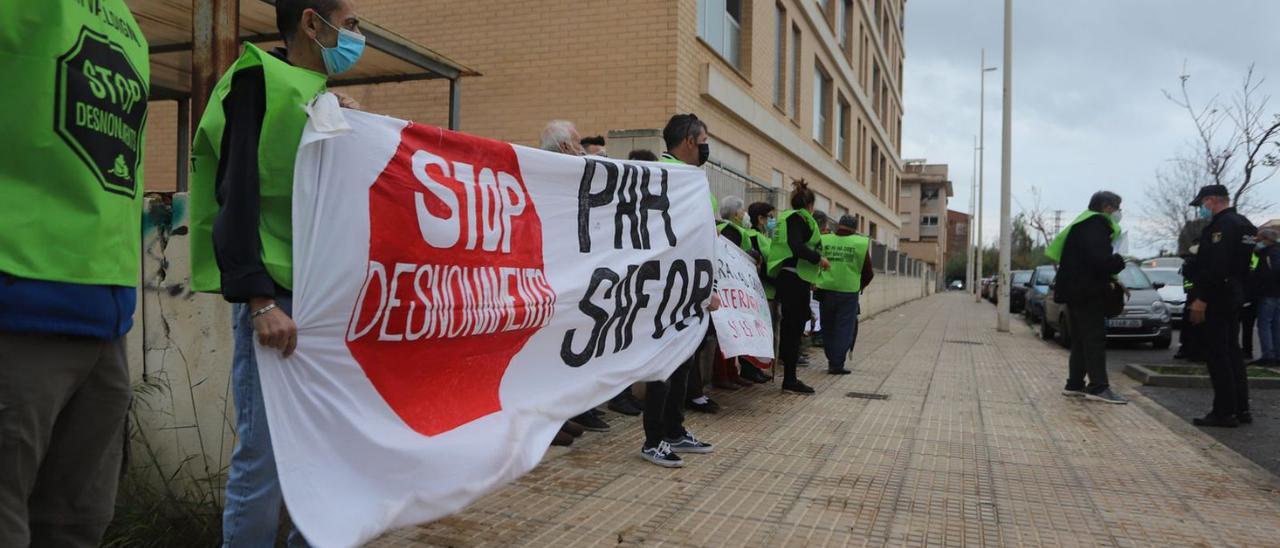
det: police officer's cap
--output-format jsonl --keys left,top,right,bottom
{"left": 1189, "top": 184, "right": 1229, "bottom": 206}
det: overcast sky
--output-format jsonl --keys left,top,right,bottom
{"left": 902, "top": 0, "right": 1280, "bottom": 256}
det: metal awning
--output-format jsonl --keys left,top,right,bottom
{"left": 130, "top": 0, "right": 479, "bottom": 100}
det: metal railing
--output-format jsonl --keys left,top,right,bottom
{"left": 703, "top": 160, "right": 780, "bottom": 211}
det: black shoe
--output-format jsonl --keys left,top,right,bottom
{"left": 1192, "top": 414, "right": 1240, "bottom": 428}
{"left": 607, "top": 392, "right": 643, "bottom": 416}
{"left": 561, "top": 421, "right": 584, "bottom": 437}
{"left": 687, "top": 398, "right": 720, "bottom": 414}
{"left": 639, "top": 441, "right": 684, "bottom": 468}
{"left": 1084, "top": 388, "right": 1128, "bottom": 405}
{"left": 551, "top": 430, "right": 575, "bottom": 446}
{"left": 828, "top": 368, "right": 852, "bottom": 375}
{"left": 782, "top": 379, "right": 815, "bottom": 394}
{"left": 569, "top": 412, "right": 610, "bottom": 432}
{"left": 741, "top": 366, "right": 771, "bottom": 384}
{"left": 1238, "top": 412, "right": 1253, "bottom": 424}
{"left": 1247, "top": 358, "right": 1275, "bottom": 367}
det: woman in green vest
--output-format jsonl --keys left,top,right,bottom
{"left": 816, "top": 215, "right": 875, "bottom": 375}
{"left": 768, "top": 180, "right": 830, "bottom": 394}
{"left": 187, "top": 1, "right": 365, "bottom": 544}
{"left": 713, "top": 196, "right": 772, "bottom": 385}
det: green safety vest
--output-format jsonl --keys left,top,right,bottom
{"left": 767, "top": 209, "right": 822, "bottom": 283}
{"left": 189, "top": 44, "right": 328, "bottom": 293}
{"left": 751, "top": 228, "right": 776, "bottom": 299}
{"left": 716, "top": 220, "right": 756, "bottom": 252}
{"left": 0, "top": 0, "right": 149, "bottom": 286}
{"left": 816, "top": 233, "right": 871, "bottom": 293}
{"left": 1044, "top": 210, "right": 1120, "bottom": 263}
{"left": 660, "top": 153, "right": 718, "bottom": 215}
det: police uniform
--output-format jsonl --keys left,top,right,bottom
{"left": 1188, "top": 185, "right": 1257, "bottom": 425}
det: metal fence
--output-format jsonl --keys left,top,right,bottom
{"left": 703, "top": 160, "right": 780, "bottom": 211}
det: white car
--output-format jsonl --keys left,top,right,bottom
{"left": 1143, "top": 267, "right": 1186, "bottom": 324}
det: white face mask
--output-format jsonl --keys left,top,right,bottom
{"left": 1110, "top": 210, "right": 1123, "bottom": 224}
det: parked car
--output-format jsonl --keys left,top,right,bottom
{"left": 981, "top": 276, "right": 996, "bottom": 302}
{"left": 1041, "top": 263, "right": 1173, "bottom": 349}
{"left": 1142, "top": 267, "right": 1186, "bottom": 325}
{"left": 1140, "top": 256, "right": 1184, "bottom": 270}
{"left": 1008, "top": 270, "right": 1033, "bottom": 313}
{"left": 1023, "top": 265, "right": 1056, "bottom": 324}
{"left": 948, "top": 279, "right": 964, "bottom": 290}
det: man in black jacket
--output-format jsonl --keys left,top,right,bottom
{"left": 1055, "top": 191, "right": 1127, "bottom": 404}
{"left": 1188, "top": 185, "right": 1258, "bottom": 427}
{"left": 1250, "top": 228, "right": 1280, "bottom": 367}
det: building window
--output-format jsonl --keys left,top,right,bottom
{"left": 870, "top": 143, "right": 880, "bottom": 196}
{"left": 791, "top": 24, "right": 801, "bottom": 119}
{"left": 774, "top": 3, "right": 786, "bottom": 107}
{"left": 872, "top": 63, "right": 882, "bottom": 117}
{"left": 812, "top": 64, "right": 831, "bottom": 146}
{"left": 837, "top": 0, "right": 850, "bottom": 53}
{"left": 698, "top": 0, "right": 743, "bottom": 68}
{"left": 921, "top": 215, "right": 939, "bottom": 226}
{"left": 837, "top": 95, "right": 850, "bottom": 164}
{"left": 921, "top": 188, "right": 940, "bottom": 201}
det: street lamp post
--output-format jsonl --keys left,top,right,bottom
{"left": 967, "top": 136, "right": 977, "bottom": 296}
{"left": 996, "top": 0, "right": 1014, "bottom": 332}
{"left": 975, "top": 50, "right": 998, "bottom": 302}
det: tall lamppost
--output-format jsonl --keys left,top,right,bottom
{"left": 975, "top": 50, "right": 998, "bottom": 302}
{"left": 997, "top": 0, "right": 1015, "bottom": 331}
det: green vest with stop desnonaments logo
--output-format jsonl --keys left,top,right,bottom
{"left": 767, "top": 209, "right": 822, "bottom": 284}
{"left": 189, "top": 44, "right": 329, "bottom": 293}
{"left": 1044, "top": 210, "right": 1120, "bottom": 263}
{"left": 0, "top": 0, "right": 149, "bottom": 286}
{"left": 817, "top": 233, "right": 871, "bottom": 293}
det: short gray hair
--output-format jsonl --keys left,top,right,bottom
{"left": 719, "top": 196, "right": 745, "bottom": 221}
{"left": 1260, "top": 228, "right": 1280, "bottom": 241}
{"left": 540, "top": 120, "right": 576, "bottom": 152}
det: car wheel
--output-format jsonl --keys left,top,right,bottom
{"left": 1152, "top": 335, "right": 1172, "bottom": 349}
{"left": 1058, "top": 314, "right": 1072, "bottom": 348}
{"left": 1040, "top": 315, "right": 1055, "bottom": 340}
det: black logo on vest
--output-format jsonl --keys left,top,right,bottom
{"left": 55, "top": 27, "right": 148, "bottom": 198}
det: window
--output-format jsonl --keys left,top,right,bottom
{"left": 869, "top": 222, "right": 878, "bottom": 240}
{"left": 790, "top": 25, "right": 801, "bottom": 119}
{"left": 812, "top": 65, "right": 831, "bottom": 145}
{"left": 921, "top": 188, "right": 940, "bottom": 201}
{"left": 837, "top": 0, "right": 850, "bottom": 52}
{"left": 774, "top": 4, "right": 786, "bottom": 107}
{"left": 870, "top": 143, "right": 880, "bottom": 196}
{"left": 872, "top": 64, "right": 882, "bottom": 117}
{"left": 837, "top": 95, "right": 850, "bottom": 164}
{"left": 698, "top": 0, "right": 743, "bottom": 68}
{"left": 921, "top": 216, "right": 939, "bottom": 226}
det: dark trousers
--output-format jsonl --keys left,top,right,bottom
{"left": 819, "top": 291, "right": 861, "bottom": 371}
{"left": 776, "top": 270, "right": 811, "bottom": 382}
{"left": 685, "top": 331, "right": 709, "bottom": 400}
{"left": 1241, "top": 303, "right": 1256, "bottom": 356}
{"left": 0, "top": 333, "right": 131, "bottom": 548}
{"left": 1205, "top": 301, "right": 1250, "bottom": 417}
{"left": 643, "top": 351, "right": 697, "bottom": 447}
{"left": 1065, "top": 296, "right": 1110, "bottom": 393}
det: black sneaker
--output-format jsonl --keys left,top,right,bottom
{"left": 569, "top": 412, "right": 610, "bottom": 432}
{"left": 1061, "top": 388, "right": 1087, "bottom": 398}
{"left": 639, "top": 441, "right": 684, "bottom": 468}
{"left": 741, "top": 366, "right": 771, "bottom": 384}
{"left": 665, "top": 432, "right": 714, "bottom": 454}
{"left": 1084, "top": 389, "right": 1128, "bottom": 405}
{"left": 782, "top": 379, "right": 815, "bottom": 394}
{"left": 1237, "top": 412, "right": 1254, "bottom": 424}
{"left": 1247, "top": 358, "right": 1275, "bottom": 367}
{"left": 607, "top": 392, "right": 643, "bottom": 416}
{"left": 687, "top": 398, "right": 720, "bottom": 414}
{"left": 828, "top": 368, "right": 852, "bottom": 375}
{"left": 1192, "top": 414, "right": 1240, "bottom": 428}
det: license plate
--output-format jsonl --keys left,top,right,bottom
{"left": 1107, "top": 319, "right": 1141, "bottom": 328}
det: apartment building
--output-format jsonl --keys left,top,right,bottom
{"left": 898, "top": 160, "right": 951, "bottom": 277}
{"left": 945, "top": 209, "right": 970, "bottom": 276}
{"left": 337, "top": 0, "right": 909, "bottom": 244}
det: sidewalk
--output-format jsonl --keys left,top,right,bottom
{"left": 371, "top": 292, "right": 1280, "bottom": 547}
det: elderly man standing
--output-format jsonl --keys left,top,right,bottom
{"left": 816, "top": 215, "right": 875, "bottom": 375}
{"left": 1046, "top": 191, "right": 1127, "bottom": 405}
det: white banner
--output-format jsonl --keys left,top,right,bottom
{"left": 256, "top": 104, "right": 715, "bottom": 547}
{"left": 711, "top": 236, "right": 775, "bottom": 360}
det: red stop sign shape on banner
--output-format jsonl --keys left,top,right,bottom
{"left": 346, "top": 123, "right": 555, "bottom": 436}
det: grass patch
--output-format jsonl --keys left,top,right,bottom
{"left": 1143, "top": 365, "right": 1280, "bottom": 378}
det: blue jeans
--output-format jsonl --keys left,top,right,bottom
{"left": 223, "top": 296, "right": 308, "bottom": 547}
{"left": 1257, "top": 297, "right": 1280, "bottom": 360}
{"left": 819, "top": 292, "right": 861, "bottom": 371}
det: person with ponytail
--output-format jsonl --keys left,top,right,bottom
{"left": 766, "top": 180, "right": 830, "bottom": 394}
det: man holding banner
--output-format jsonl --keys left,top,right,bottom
{"left": 816, "top": 215, "right": 875, "bottom": 375}
{"left": 187, "top": 0, "right": 365, "bottom": 544}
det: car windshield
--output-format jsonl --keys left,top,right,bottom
{"left": 1143, "top": 269, "right": 1182, "bottom": 287}
{"left": 1034, "top": 268, "right": 1056, "bottom": 285}
{"left": 1118, "top": 264, "right": 1154, "bottom": 290}
{"left": 1012, "top": 271, "right": 1032, "bottom": 284}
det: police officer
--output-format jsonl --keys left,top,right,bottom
{"left": 1186, "top": 185, "right": 1258, "bottom": 428}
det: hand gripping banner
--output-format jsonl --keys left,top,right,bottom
{"left": 255, "top": 104, "right": 715, "bottom": 547}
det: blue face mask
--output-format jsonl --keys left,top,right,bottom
{"left": 766, "top": 217, "right": 778, "bottom": 234}
{"left": 1197, "top": 205, "right": 1213, "bottom": 220}
{"left": 314, "top": 16, "right": 365, "bottom": 75}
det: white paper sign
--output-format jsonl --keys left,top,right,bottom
{"left": 711, "top": 235, "right": 775, "bottom": 360}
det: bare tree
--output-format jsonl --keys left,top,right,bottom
{"left": 1163, "top": 63, "right": 1280, "bottom": 210}
{"left": 1015, "top": 186, "right": 1053, "bottom": 247}
{"left": 1140, "top": 155, "right": 1208, "bottom": 251}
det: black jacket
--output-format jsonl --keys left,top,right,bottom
{"left": 1188, "top": 208, "right": 1257, "bottom": 305}
{"left": 1054, "top": 214, "right": 1125, "bottom": 304}
{"left": 1251, "top": 244, "right": 1280, "bottom": 299}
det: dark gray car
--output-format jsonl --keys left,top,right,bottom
{"left": 1041, "top": 263, "right": 1173, "bottom": 349}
